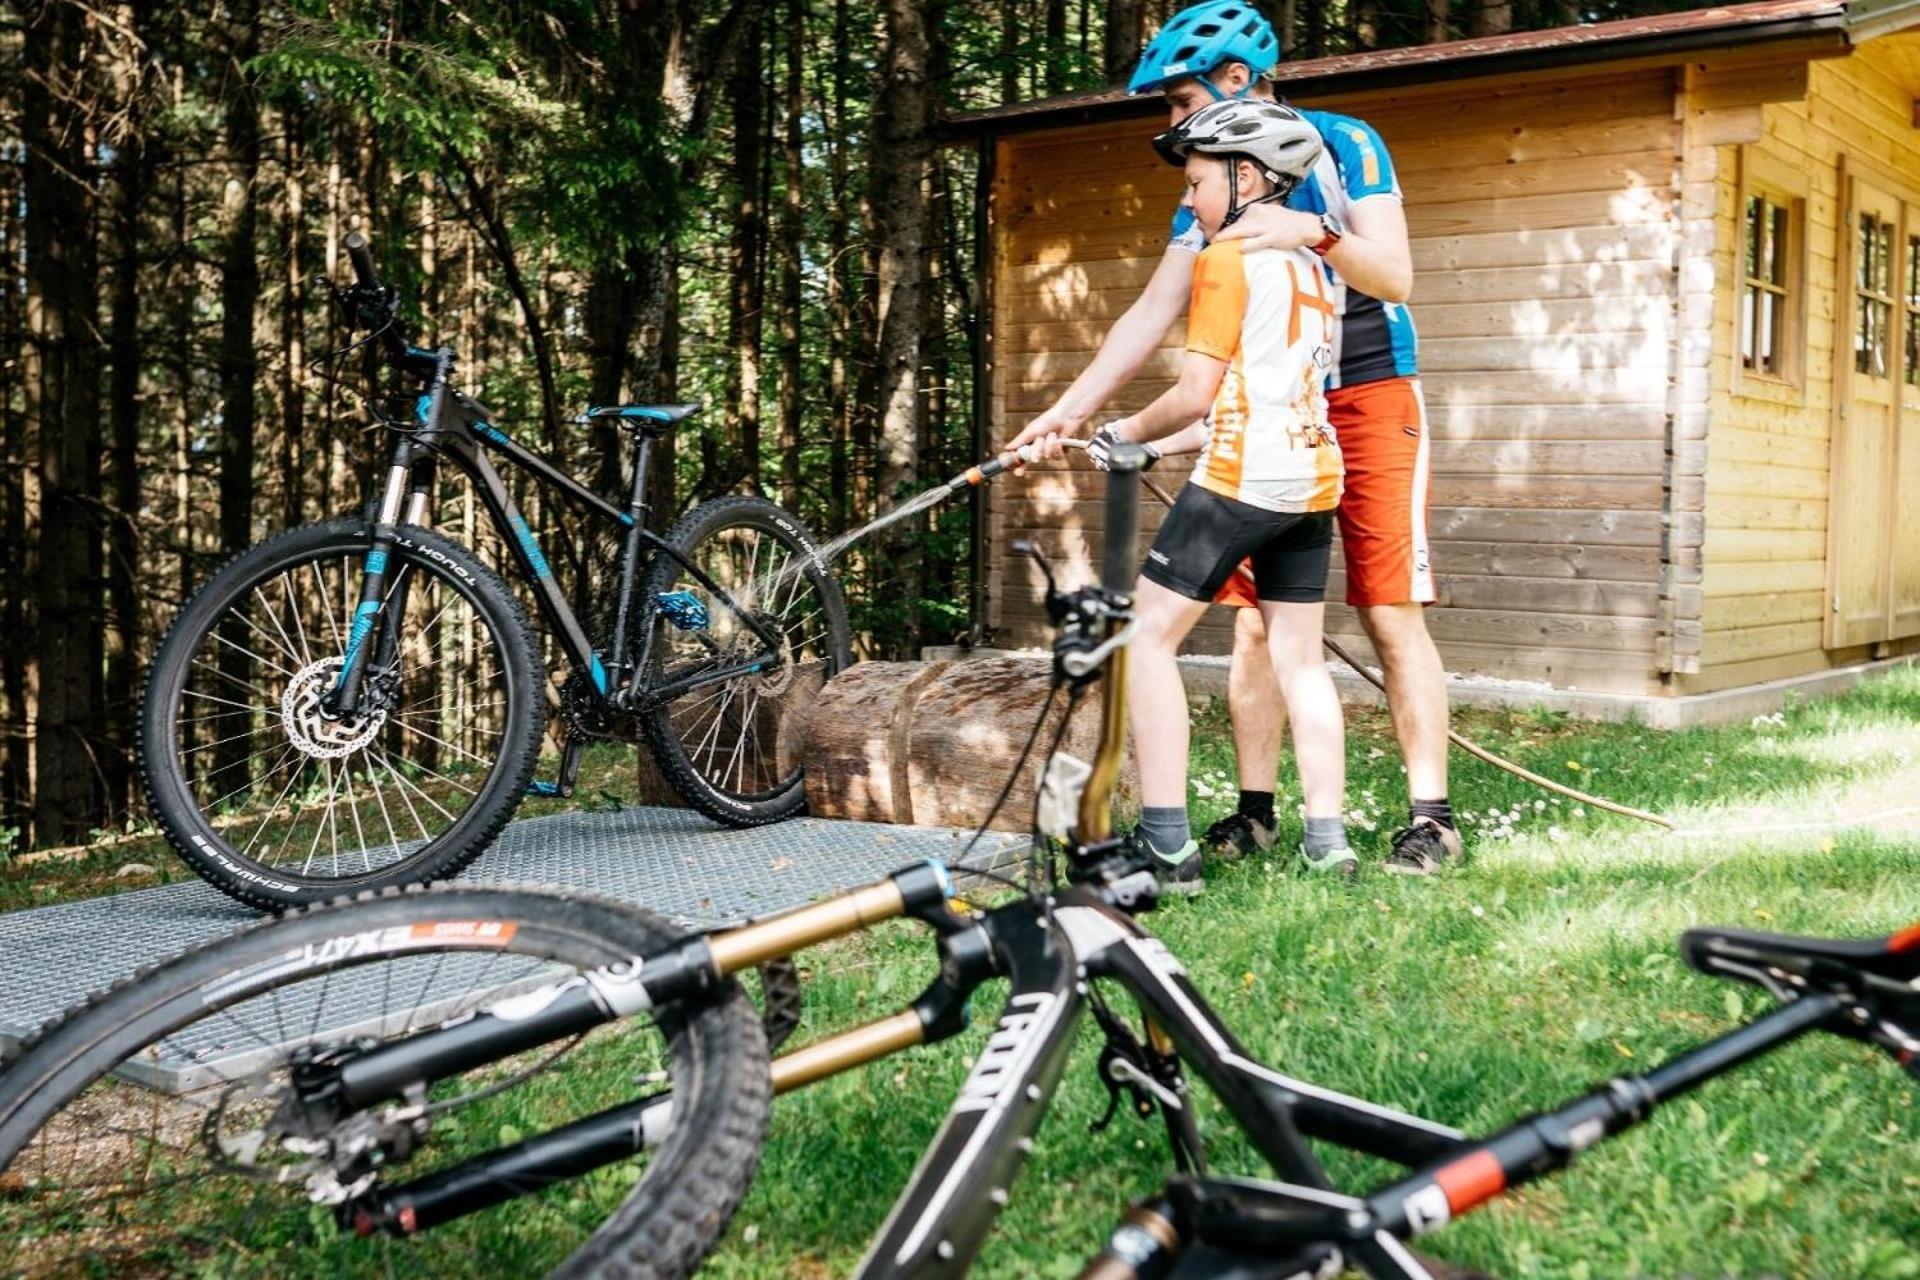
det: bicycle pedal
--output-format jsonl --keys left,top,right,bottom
{"left": 655, "top": 590, "right": 710, "bottom": 632}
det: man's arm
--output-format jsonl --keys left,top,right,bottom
{"left": 1214, "top": 195, "right": 1411, "bottom": 303}
{"left": 1003, "top": 246, "right": 1196, "bottom": 455}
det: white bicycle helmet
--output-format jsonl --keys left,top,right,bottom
{"left": 1153, "top": 99, "right": 1322, "bottom": 228}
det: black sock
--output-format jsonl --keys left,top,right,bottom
{"left": 1237, "top": 789, "right": 1275, "bottom": 827}
{"left": 1410, "top": 797, "right": 1454, "bottom": 830}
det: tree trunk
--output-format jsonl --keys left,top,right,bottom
{"left": 1423, "top": 0, "right": 1449, "bottom": 44}
{"left": 0, "top": 106, "right": 27, "bottom": 829}
{"left": 999, "top": 0, "right": 1021, "bottom": 104}
{"left": 1468, "top": 0, "right": 1512, "bottom": 37}
{"left": 104, "top": 2, "right": 150, "bottom": 828}
{"left": 281, "top": 108, "right": 308, "bottom": 527}
{"left": 824, "top": 0, "right": 853, "bottom": 533}
{"left": 873, "top": 0, "right": 935, "bottom": 649}
{"left": 1104, "top": 0, "right": 1145, "bottom": 80}
{"left": 23, "top": 0, "right": 108, "bottom": 843}
{"left": 1045, "top": 0, "right": 1067, "bottom": 93}
{"left": 215, "top": 0, "right": 263, "bottom": 789}
{"left": 173, "top": 81, "right": 196, "bottom": 607}
{"left": 777, "top": 0, "right": 805, "bottom": 513}
{"left": 719, "top": 0, "right": 769, "bottom": 497}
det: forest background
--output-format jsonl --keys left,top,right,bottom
{"left": 0, "top": 0, "right": 1700, "bottom": 850}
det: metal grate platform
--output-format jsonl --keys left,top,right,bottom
{"left": 0, "top": 806, "right": 1029, "bottom": 1091}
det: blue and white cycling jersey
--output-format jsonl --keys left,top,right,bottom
{"left": 1168, "top": 108, "right": 1417, "bottom": 390}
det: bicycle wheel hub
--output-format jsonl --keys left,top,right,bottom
{"left": 284, "top": 658, "right": 387, "bottom": 758}
{"left": 748, "top": 625, "right": 795, "bottom": 697}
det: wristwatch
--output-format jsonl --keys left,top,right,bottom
{"left": 1310, "top": 212, "right": 1345, "bottom": 257}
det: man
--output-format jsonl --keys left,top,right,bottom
{"left": 1007, "top": 0, "right": 1461, "bottom": 877}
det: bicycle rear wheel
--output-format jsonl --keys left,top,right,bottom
{"left": 641, "top": 496, "right": 851, "bottom": 826}
{"left": 0, "top": 886, "right": 769, "bottom": 1280}
{"left": 139, "top": 518, "right": 545, "bottom": 912}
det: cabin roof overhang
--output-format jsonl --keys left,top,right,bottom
{"left": 939, "top": 0, "right": 1920, "bottom": 140}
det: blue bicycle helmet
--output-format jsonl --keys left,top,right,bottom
{"left": 1127, "top": 1, "right": 1281, "bottom": 97}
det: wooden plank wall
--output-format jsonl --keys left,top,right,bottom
{"left": 1691, "top": 35, "right": 1920, "bottom": 693}
{"left": 988, "top": 69, "right": 1687, "bottom": 694}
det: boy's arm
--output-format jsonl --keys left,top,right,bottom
{"left": 1111, "top": 353, "right": 1227, "bottom": 445}
{"left": 1146, "top": 419, "right": 1211, "bottom": 456}
{"left": 1004, "top": 246, "right": 1197, "bottom": 455}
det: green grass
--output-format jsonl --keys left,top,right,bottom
{"left": 699, "top": 666, "right": 1920, "bottom": 1279}
{"left": 6, "top": 669, "right": 1919, "bottom": 1277}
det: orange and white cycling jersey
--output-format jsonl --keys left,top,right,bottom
{"left": 1183, "top": 239, "right": 1342, "bottom": 514}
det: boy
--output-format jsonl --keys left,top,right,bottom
{"left": 1086, "top": 99, "right": 1354, "bottom": 892}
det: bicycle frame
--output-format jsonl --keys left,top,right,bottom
{"left": 328, "top": 346, "right": 783, "bottom": 718}
{"left": 287, "top": 451, "right": 1904, "bottom": 1277}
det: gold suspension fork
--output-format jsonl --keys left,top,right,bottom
{"left": 1077, "top": 447, "right": 1147, "bottom": 841}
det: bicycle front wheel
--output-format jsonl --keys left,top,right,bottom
{"left": 139, "top": 518, "right": 546, "bottom": 912}
{"left": 0, "top": 886, "right": 770, "bottom": 1280}
{"left": 641, "top": 496, "right": 852, "bottom": 826}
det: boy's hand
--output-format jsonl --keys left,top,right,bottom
{"left": 1005, "top": 401, "right": 1087, "bottom": 458}
{"left": 1215, "top": 204, "right": 1323, "bottom": 253}
{"left": 1086, "top": 422, "right": 1160, "bottom": 472}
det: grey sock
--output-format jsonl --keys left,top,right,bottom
{"left": 1303, "top": 816, "right": 1348, "bottom": 858}
{"left": 1139, "top": 806, "right": 1191, "bottom": 857}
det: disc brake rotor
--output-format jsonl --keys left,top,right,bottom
{"left": 282, "top": 658, "right": 387, "bottom": 759}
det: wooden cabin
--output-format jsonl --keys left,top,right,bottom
{"left": 942, "top": 0, "right": 1920, "bottom": 722}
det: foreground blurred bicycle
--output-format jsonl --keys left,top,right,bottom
{"left": 139, "top": 233, "right": 849, "bottom": 912}
{"left": 5, "top": 449, "right": 1913, "bottom": 1277}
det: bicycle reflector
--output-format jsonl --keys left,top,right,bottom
{"left": 655, "top": 590, "right": 711, "bottom": 632}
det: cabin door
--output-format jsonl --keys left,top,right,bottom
{"left": 1893, "top": 196, "right": 1920, "bottom": 639}
{"left": 1827, "top": 174, "right": 1911, "bottom": 649}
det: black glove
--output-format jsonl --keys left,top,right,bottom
{"left": 1087, "top": 423, "right": 1160, "bottom": 472}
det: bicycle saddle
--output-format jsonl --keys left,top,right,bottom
{"left": 1681, "top": 923, "right": 1920, "bottom": 989}
{"left": 586, "top": 403, "right": 702, "bottom": 428}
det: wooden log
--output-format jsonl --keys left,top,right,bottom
{"left": 788, "top": 660, "right": 951, "bottom": 824}
{"left": 796, "top": 656, "right": 1138, "bottom": 832}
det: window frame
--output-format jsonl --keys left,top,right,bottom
{"left": 1855, "top": 206, "right": 1897, "bottom": 382}
{"left": 1730, "top": 148, "right": 1809, "bottom": 399}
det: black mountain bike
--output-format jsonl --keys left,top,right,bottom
{"left": 138, "top": 233, "right": 851, "bottom": 912}
{"left": 5, "top": 451, "right": 1913, "bottom": 1277}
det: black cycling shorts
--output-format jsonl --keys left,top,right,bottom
{"left": 1139, "top": 483, "right": 1333, "bottom": 604}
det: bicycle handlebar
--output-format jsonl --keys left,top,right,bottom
{"left": 345, "top": 231, "right": 380, "bottom": 290}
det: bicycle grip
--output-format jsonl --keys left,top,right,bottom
{"left": 345, "top": 232, "right": 379, "bottom": 288}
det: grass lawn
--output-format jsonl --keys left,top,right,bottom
{"left": 4, "top": 667, "right": 1917, "bottom": 1277}
{"left": 699, "top": 666, "right": 1920, "bottom": 1280}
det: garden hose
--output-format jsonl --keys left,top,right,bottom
{"left": 985, "top": 438, "right": 1674, "bottom": 831}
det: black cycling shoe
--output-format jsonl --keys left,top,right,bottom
{"left": 1127, "top": 827, "right": 1204, "bottom": 896}
{"left": 1382, "top": 816, "right": 1463, "bottom": 875}
{"left": 1202, "top": 811, "right": 1276, "bottom": 862}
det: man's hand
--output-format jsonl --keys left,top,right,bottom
{"left": 1214, "top": 204, "right": 1323, "bottom": 254}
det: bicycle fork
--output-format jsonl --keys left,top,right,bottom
{"left": 331, "top": 463, "right": 415, "bottom": 714}
{"left": 333, "top": 353, "right": 450, "bottom": 715}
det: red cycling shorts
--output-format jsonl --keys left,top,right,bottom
{"left": 1211, "top": 375, "right": 1435, "bottom": 610}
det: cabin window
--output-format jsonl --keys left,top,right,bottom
{"left": 1740, "top": 195, "right": 1794, "bottom": 378}
{"left": 1906, "top": 233, "right": 1919, "bottom": 387}
{"left": 1855, "top": 211, "right": 1894, "bottom": 379}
